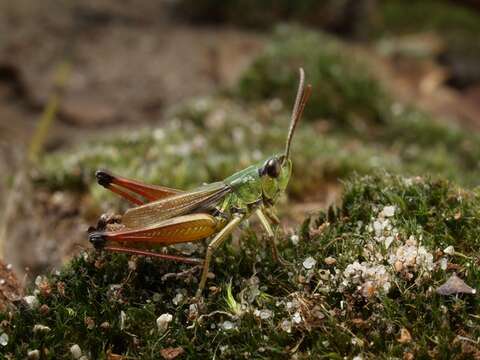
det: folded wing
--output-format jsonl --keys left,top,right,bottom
{"left": 122, "top": 182, "right": 231, "bottom": 229}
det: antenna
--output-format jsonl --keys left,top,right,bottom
{"left": 284, "top": 68, "right": 312, "bottom": 162}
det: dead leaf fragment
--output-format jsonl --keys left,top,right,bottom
{"left": 0, "top": 260, "right": 23, "bottom": 312}
{"left": 446, "top": 263, "right": 461, "bottom": 271}
{"left": 394, "top": 260, "right": 403, "bottom": 272}
{"left": 352, "top": 318, "right": 367, "bottom": 328}
{"left": 436, "top": 274, "right": 476, "bottom": 296}
{"left": 57, "top": 281, "right": 66, "bottom": 297}
{"left": 106, "top": 349, "right": 123, "bottom": 360}
{"left": 397, "top": 328, "right": 412, "bottom": 343}
{"left": 324, "top": 257, "right": 336, "bottom": 266}
{"left": 160, "top": 347, "right": 185, "bottom": 360}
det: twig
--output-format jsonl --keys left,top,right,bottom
{"left": 161, "top": 265, "right": 202, "bottom": 282}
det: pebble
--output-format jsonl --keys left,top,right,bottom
{"left": 443, "top": 245, "right": 455, "bottom": 255}
{"left": 436, "top": 274, "right": 476, "bottom": 295}
{"left": 156, "top": 313, "right": 173, "bottom": 333}
{"left": 33, "top": 325, "right": 51, "bottom": 333}
{"left": 172, "top": 293, "right": 184, "bottom": 306}
{"left": 70, "top": 344, "right": 82, "bottom": 359}
{"left": 280, "top": 319, "right": 292, "bottom": 333}
{"left": 255, "top": 309, "right": 273, "bottom": 320}
{"left": 382, "top": 205, "right": 396, "bottom": 217}
{"left": 0, "top": 333, "right": 8, "bottom": 346}
{"left": 24, "top": 295, "right": 39, "bottom": 309}
{"left": 303, "top": 257, "right": 316, "bottom": 270}
{"left": 439, "top": 258, "right": 448, "bottom": 270}
{"left": 290, "top": 234, "right": 299, "bottom": 246}
{"left": 292, "top": 311, "right": 302, "bottom": 324}
{"left": 27, "top": 349, "right": 40, "bottom": 360}
{"left": 221, "top": 320, "right": 235, "bottom": 330}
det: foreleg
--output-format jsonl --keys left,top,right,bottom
{"left": 255, "top": 208, "right": 290, "bottom": 266}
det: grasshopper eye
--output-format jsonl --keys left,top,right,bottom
{"left": 261, "top": 158, "right": 281, "bottom": 178}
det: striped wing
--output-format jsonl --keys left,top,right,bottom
{"left": 102, "top": 213, "right": 219, "bottom": 245}
{"left": 122, "top": 181, "right": 231, "bottom": 229}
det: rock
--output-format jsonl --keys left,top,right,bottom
{"left": 156, "top": 313, "right": 173, "bottom": 333}
{"left": 0, "top": 333, "right": 8, "bottom": 346}
{"left": 443, "top": 245, "right": 455, "bottom": 255}
{"left": 23, "top": 295, "right": 39, "bottom": 309}
{"left": 303, "top": 257, "right": 317, "bottom": 270}
{"left": 382, "top": 205, "right": 396, "bottom": 217}
{"left": 33, "top": 324, "right": 51, "bottom": 333}
{"left": 70, "top": 344, "right": 82, "bottom": 359}
{"left": 436, "top": 274, "right": 476, "bottom": 296}
{"left": 221, "top": 320, "right": 235, "bottom": 330}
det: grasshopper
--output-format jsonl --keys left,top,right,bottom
{"left": 88, "top": 68, "right": 311, "bottom": 298}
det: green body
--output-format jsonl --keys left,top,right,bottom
{"left": 221, "top": 155, "right": 292, "bottom": 214}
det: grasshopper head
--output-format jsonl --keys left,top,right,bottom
{"left": 259, "top": 68, "right": 311, "bottom": 202}
{"left": 259, "top": 154, "right": 292, "bottom": 202}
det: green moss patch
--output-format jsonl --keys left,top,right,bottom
{"left": 235, "top": 27, "right": 480, "bottom": 186}
{"left": 1, "top": 174, "right": 479, "bottom": 358}
{"left": 34, "top": 93, "right": 480, "bottom": 213}
{"left": 378, "top": 0, "right": 480, "bottom": 38}
{"left": 377, "top": 0, "right": 480, "bottom": 88}
{"left": 236, "top": 26, "right": 388, "bottom": 129}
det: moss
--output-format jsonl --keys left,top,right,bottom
{"left": 234, "top": 27, "right": 480, "bottom": 186}
{"left": 174, "top": 0, "right": 480, "bottom": 86}
{"left": 30, "top": 96, "right": 479, "bottom": 221}
{"left": 236, "top": 26, "right": 389, "bottom": 129}
{"left": 378, "top": 0, "right": 480, "bottom": 37}
{"left": 2, "top": 173, "right": 479, "bottom": 358}
{"left": 374, "top": 106, "right": 480, "bottom": 187}
{"left": 34, "top": 90, "right": 480, "bottom": 216}
{"left": 33, "top": 28, "right": 480, "bottom": 201}
{"left": 377, "top": 0, "right": 480, "bottom": 87}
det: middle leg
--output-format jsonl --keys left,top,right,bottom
{"left": 255, "top": 208, "right": 290, "bottom": 266}
{"left": 196, "top": 214, "right": 244, "bottom": 298}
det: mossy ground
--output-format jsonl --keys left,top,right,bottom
{"left": 1, "top": 174, "right": 479, "bottom": 358}
{"left": 2, "top": 23, "right": 480, "bottom": 359}
{"left": 36, "top": 27, "right": 480, "bottom": 198}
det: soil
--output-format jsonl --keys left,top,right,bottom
{"left": 0, "top": 2, "right": 264, "bottom": 147}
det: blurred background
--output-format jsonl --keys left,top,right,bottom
{"left": 1, "top": 0, "right": 480, "bottom": 287}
